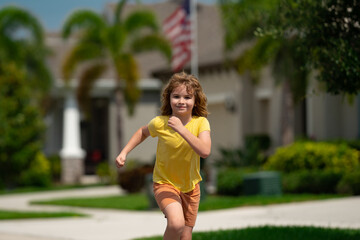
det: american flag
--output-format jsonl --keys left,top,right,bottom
{"left": 163, "top": 0, "right": 191, "bottom": 72}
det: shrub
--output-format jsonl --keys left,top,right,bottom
{"left": 118, "top": 164, "right": 153, "bottom": 193}
{"left": 214, "top": 147, "right": 243, "bottom": 168}
{"left": 216, "top": 168, "right": 257, "bottom": 196}
{"left": 0, "top": 64, "right": 46, "bottom": 189}
{"left": 19, "top": 152, "right": 52, "bottom": 187}
{"left": 245, "top": 134, "right": 271, "bottom": 151}
{"left": 215, "top": 134, "right": 271, "bottom": 168}
{"left": 337, "top": 170, "right": 360, "bottom": 195}
{"left": 282, "top": 170, "right": 343, "bottom": 194}
{"left": 264, "top": 141, "right": 359, "bottom": 173}
{"left": 243, "top": 134, "right": 271, "bottom": 166}
{"left": 48, "top": 154, "right": 61, "bottom": 182}
{"left": 96, "top": 162, "right": 117, "bottom": 184}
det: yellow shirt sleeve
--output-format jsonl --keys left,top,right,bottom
{"left": 148, "top": 117, "right": 160, "bottom": 137}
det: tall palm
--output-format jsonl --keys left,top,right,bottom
{"left": 0, "top": 5, "right": 52, "bottom": 102}
{"left": 61, "top": 0, "right": 171, "bottom": 150}
{"left": 220, "top": 0, "right": 309, "bottom": 145}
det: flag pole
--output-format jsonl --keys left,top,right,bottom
{"left": 190, "top": 0, "right": 198, "bottom": 77}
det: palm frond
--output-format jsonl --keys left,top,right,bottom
{"left": 114, "top": 54, "right": 140, "bottom": 115}
{"left": 236, "top": 36, "right": 281, "bottom": 82}
{"left": 114, "top": 0, "right": 127, "bottom": 25}
{"left": 62, "top": 10, "right": 106, "bottom": 39}
{"left": 104, "top": 25, "right": 126, "bottom": 55}
{"left": 62, "top": 42, "right": 105, "bottom": 81}
{"left": 25, "top": 44, "right": 52, "bottom": 92}
{"left": 0, "top": 6, "right": 44, "bottom": 44}
{"left": 220, "top": 0, "right": 280, "bottom": 50}
{"left": 130, "top": 34, "right": 172, "bottom": 62}
{"left": 124, "top": 10, "right": 159, "bottom": 33}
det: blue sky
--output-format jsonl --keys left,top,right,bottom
{"left": 0, "top": 0, "right": 216, "bottom": 32}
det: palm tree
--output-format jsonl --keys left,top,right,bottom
{"left": 61, "top": 0, "right": 171, "bottom": 150}
{"left": 0, "top": 5, "right": 52, "bottom": 102}
{"left": 220, "top": 0, "right": 309, "bottom": 145}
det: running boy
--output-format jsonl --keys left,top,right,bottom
{"left": 116, "top": 72, "right": 211, "bottom": 240}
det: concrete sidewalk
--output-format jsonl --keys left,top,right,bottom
{"left": 0, "top": 186, "right": 359, "bottom": 240}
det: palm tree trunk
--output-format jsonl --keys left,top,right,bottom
{"left": 115, "top": 88, "right": 124, "bottom": 152}
{"left": 281, "top": 80, "right": 295, "bottom": 145}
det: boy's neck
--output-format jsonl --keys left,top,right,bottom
{"left": 172, "top": 114, "right": 193, "bottom": 126}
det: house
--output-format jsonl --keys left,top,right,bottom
{"left": 43, "top": 0, "right": 359, "bottom": 184}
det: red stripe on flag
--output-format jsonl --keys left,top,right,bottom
{"left": 163, "top": 0, "right": 191, "bottom": 72}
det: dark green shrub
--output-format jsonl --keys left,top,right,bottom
{"left": 48, "top": 154, "right": 61, "bottom": 182}
{"left": 214, "top": 147, "right": 243, "bottom": 168}
{"left": 217, "top": 168, "right": 257, "bottom": 196}
{"left": 243, "top": 134, "right": 271, "bottom": 166}
{"left": 0, "top": 64, "right": 46, "bottom": 189}
{"left": 245, "top": 134, "right": 271, "bottom": 151}
{"left": 118, "top": 164, "right": 153, "bottom": 193}
{"left": 337, "top": 170, "right": 360, "bottom": 195}
{"left": 215, "top": 134, "right": 271, "bottom": 168}
{"left": 217, "top": 168, "right": 244, "bottom": 196}
{"left": 282, "top": 170, "right": 343, "bottom": 194}
{"left": 265, "top": 141, "right": 359, "bottom": 173}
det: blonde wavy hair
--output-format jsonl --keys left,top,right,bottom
{"left": 160, "top": 72, "right": 208, "bottom": 117}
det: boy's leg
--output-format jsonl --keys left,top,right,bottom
{"left": 180, "top": 226, "right": 193, "bottom": 240}
{"left": 180, "top": 183, "right": 200, "bottom": 240}
{"left": 163, "top": 202, "right": 185, "bottom": 240}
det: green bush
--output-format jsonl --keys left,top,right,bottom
{"left": 96, "top": 162, "right": 117, "bottom": 184}
{"left": 327, "top": 139, "right": 360, "bottom": 152}
{"left": 215, "top": 134, "right": 271, "bottom": 168}
{"left": 243, "top": 134, "right": 271, "bottom": 166}
{"left": 0, "top": 64, "right": 46, "bottom": 189}
{"left": 245, "top": 134, "right": 271, "bottom": 151}
{"left": 214, "top": 148, "right": 243, "bottom": 168}
{"left": 48, "top": 154, "right": 61, "bottom": 182}
{"left": 19, "top": 152, "right": 51, "bottom": 187}
{"left": 282, "top": 170, "right": 343, "bottom": 194}
{"left": 264, "top": 141, "right": 359, "bottom": 173}
{"left": 216, "top": 168, "right": 257, "bottom": 196}
{"left": 337, "top": 170, "right": 360, "bottom": 195}
{"left": 118, "top": 164, "right": 153, "bottom": 193}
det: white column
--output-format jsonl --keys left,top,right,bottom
{"left": 60, "top": 90, "right": 85, "bottom": 184}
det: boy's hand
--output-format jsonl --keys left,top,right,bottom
{"left": 168, "top": 116, "right": 184, "bottom": 133}
{"left": 116, "top": 153, "right": 126, "bottom": 168}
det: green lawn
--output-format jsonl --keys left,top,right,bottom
{"left": 0, "top": 209, "right": 86, "bottom": 220}
{"left": 31, "top": 193, "right": 345, "bottom": 211}
{"left": 134, "top": 226, "right": 360, "bottom": 240}
{"left": 0, "top": 183, "right": 108, "bottom": 195}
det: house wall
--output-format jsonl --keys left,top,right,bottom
{"left": 306, "top": 84, "right": 358, "bottom": 141}
{"left": 200, "top": 69, "right": 242, "bottom": 161}
{"left": 109, "top": 82, "right": 161, "bottom": 166}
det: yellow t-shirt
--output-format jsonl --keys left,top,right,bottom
{"left": 148, "top": 116, "right": 210, "bottom": 193}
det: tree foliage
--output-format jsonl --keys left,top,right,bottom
{"left": 0, "top": 5, "right": 52, "bottom": 101}
{"left": 61, "top": 0, "right": 172, "bottom": 115}
{"left": 274, "top": 0, "right": 360, "bottom": 95}
{"left": 221, "top": 0, "right": 360, "bottom": 96}
{"left": 0, "top": 64, "right": 47, "bottom": 188}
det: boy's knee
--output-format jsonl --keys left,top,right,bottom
{"left": 168, "top": 219, "right": 185, "bottom": 234}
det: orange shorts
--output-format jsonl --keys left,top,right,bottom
{"left": 153, "top": 183, "right": 201, "bottom": 227}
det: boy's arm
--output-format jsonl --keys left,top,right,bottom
{"left": 168, "top": 117, "right": 211, "bottom": 158}
{"left": 115, "top": 125, "right": 150, "bottom": 168}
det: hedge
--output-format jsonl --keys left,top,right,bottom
{"left": 264, "top": 142, "right": 359, "bottom": 173}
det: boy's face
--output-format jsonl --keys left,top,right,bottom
{"left": 170, "top": 84, "right": 195, "bottom": 117}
